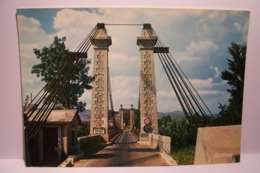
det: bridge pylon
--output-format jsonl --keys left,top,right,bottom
{"left": 137, "top": 24, "right": 159, "bottom": 142}
{"left": 90, "top": 23, "right": 112, "bottom": 142}
{"left": 119, "top": 104, "right": 135, "bottom": 131}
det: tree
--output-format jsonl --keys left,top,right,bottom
{"left": 220, "top": 42, "right": 246, "bottom": 124}
{"left": 78, "top": 122, "right": 90, "bottom": 137}
{"left": 31, "top": 36, "right": 94, "bottom": 109}
{"left": 23, "top": 94, "right": 29, "bottom": 109}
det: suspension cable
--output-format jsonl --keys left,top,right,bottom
{"left": 146, "top": 25, "right": 213, "bottom": 122}
{"left": 25, "top": 26, "right": 100, "bottom": 140}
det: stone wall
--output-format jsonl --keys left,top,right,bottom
{"left": 194, "top": 125, "right": 241, "bottom": 164}
{"left": 77, "top": 135, "right": 106, "bottom": 154}
{"left": 149, "top": 133, "right": 171, "bottom": 154}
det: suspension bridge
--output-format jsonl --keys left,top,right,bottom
{"left": 23, "top": 23, "right": 213, "bottom": 166}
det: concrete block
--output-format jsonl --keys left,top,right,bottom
{"left": 194, "top": 125, "right": 241, "bottom": 165}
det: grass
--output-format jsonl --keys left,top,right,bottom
{"left": 172, "top": 145, "right": 195, "bottom": 165}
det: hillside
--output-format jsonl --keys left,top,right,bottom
{"left": 78, "top": 109, "right": 186, "bottom": 122}
{"left": 157, "top": 111, "right": 186, "bottom": 119}
{"left": 78, "top": 109, "right": 91, "bottom": 122}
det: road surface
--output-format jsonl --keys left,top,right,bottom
{"left": 73, "top": 131, "right": 169, "bottom": 167}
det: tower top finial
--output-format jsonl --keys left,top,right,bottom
{"left": 97, "top": 23, "right": 105, "bottom": 29}
{"left": 143, "top": 23, "right": 152, "bottom": 29}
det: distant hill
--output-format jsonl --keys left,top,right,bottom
{"left": 79, "top": 109, "right": 186, "bottom": 121}
{"left": 79, "top": 109, "right": 219, "bottom": 122}
{"left": 157, "top": 111, "right": 186, "bottom": 119}
{"left": 78, "top": 109, "right": 91, "bottom": 122}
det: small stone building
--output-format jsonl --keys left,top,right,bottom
{"left": 28, "top": 110, "right": 81, "bottom": 165}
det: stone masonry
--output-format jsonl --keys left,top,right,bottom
{"left": 90, "top": 24, "right": 112, "bottom": 142}
{"left": 130, "top": 104, "right": 135, "bottom": 130}
{"left": 137, "top": 24, "right": 159, "bottom": 141}
{"left": 119, "top": 105, "right": 124, "bottom": 129}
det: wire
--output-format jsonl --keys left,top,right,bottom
{"left": 105, "top": 24, "right": 143, "bottom": 26}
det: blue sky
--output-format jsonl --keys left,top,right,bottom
{"left": 16, "top": 8, "right": 250, "bottom": 113}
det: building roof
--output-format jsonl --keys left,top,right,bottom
{"left": 28, "top": 109, "right": 81, "bottom": 124}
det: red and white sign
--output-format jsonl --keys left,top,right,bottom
{"left": 144, "top": 118, "right": 151, "bottom": 124}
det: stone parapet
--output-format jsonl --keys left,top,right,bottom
{"left": 149, "top": 133, "right": 171, "bottom": 154}
{"left": 194, "top": 125, "right": 241, "bottom": 164}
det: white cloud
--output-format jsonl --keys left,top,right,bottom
{"left": 109, "top": 52, "right": 139, "bottom": 77}
{"left": 210, "top": 66, "right": 221, "bottom": 78}
{"left": 17, "top": 15, "right": 41, "bottom": 32}
{"left": 242, "top": 18, "right": 250, "bottom": 42}
{"left": 173, "top": 40, "right": 219, "bottom": 64}
{"left": 186, "top": 40, "right": 219, "bottom": 57}
{"left": 207, "top": 10, "right": 228, "bottom": 22}
{"left": 17, "top": 8, "right": 249, "bottom": 114}
{"left": 17, "top": 15, "right": 53, "bottom": 100}
{"left": 189, "top": 78, "right": 215, "bottom": 89}
{"left": 17, "top": 15, "right": 52, "bottom": 45}
{"left": 234, "top": 22, "right": 242, "bottom": 32}
{"left": 111, "top": 76, "right": 139, "bottom": 97}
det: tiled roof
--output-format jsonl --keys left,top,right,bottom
{"left": 28, "top": 109, "right": 78, "bottom": 123}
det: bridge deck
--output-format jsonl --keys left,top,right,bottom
{"left": 73, "top": 131, "right": 169, "bottom": 167}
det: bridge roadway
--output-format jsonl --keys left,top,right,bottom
{"left": 73, "top": 131, "right": 168, "bottom": 167}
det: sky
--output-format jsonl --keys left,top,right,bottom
{"left": 16, "top": 8, "right": 250, "bottom": 114}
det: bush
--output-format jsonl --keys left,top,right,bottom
{"left": 172, "top": 146, "right": 195, "bottom": 165}
{"left": 78, "top": 122, "right": 90, "bottom": 137}
{"left": 159, "top": 116, "right": 197, "bottom": 150}
{"left": 159, "top": 116, "right": 197, "bottom": 165}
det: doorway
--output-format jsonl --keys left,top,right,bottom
{"left": 42, "top": 127, "right": 58, "bottom": 161}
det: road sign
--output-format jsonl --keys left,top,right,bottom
{"left": 144, "top": 118, "right": 151, "bottom": 124}
{"left": 143, "top": 124, "right": 152, "bottom": 133}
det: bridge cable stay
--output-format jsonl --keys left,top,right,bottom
{"left": 25, "top": 27, "right": 99, "bottom": 140}
{"left": 29, "top": 29, "right": 99, "bottom": 138}
{"left": 146, "top": 25, "right": 213, "bottom": 125}
{"left": 108, "top": 67, "right": 117, "bottom": 128}
{"left": 145, "top": 28, "right": 193, "bottom": 120}
{"left": 152, "top": 28, "right": 213, "bottom": 117}
{"left": 158, "top": 49, "right": 206, "bottom": 117}
{"left": 23, "top": 26, "right": 97, "bottom": 113}
{"left": 146, "top": 28, "right": 211, "bottom": 116}
{"left": 26, "top": 26, "right": 100, "bottom": 140}
{"left": 24, "top": 26, "right": 101, "bottom": 140}
{"left": 105, "top": 24, "right": 143, "bottom": 26}
{"left": 167, "top": 51, "right": 214, "bottom": 117}
{"left": 153, "top": 32, "right": 213, "bottom": 121}
{"left": 138, "top": 85, "right": 141, "bottom": 111}
{"left": 150, "top": 29, "right": 209, "bottom": 118}
{"left": 23, "top": 26, "right": 98, "bottom": 118}
{"left": 147, "top": 29, "right": 197, "bottom": 118}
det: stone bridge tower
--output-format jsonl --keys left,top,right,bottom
{"left": 137, "top": 24, "right": 159, "bottom": 142}
{"left": 90, "top": 23, "right": 112, "bottom": 141}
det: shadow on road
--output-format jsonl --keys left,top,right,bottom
{"left": 85, "top": 153, "right": 118, "bottom": 159}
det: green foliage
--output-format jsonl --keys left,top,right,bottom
{"left": 78, "top": 122, "right": 90, "bottom": 137}
{"left": 159, "top": 116, "right": 197, "bottom": 150}
{"left": 159, "top": 116, "right": 197, "bottom": 164}
{"left": 23, "top": 94, "right": 29, "bottom": 109}
{"left": 219, "top": 42, "right": 246, "bottom": 124}
{"left": 172, "top": 145, "right": 195, "bottom": 165}
{"left": 76, "top": 101, "right": 87, "bottom": 112}
{"left": 159, "top": 43, "right": 247, "bottom": 164}
{"left": 31, "top": 36, "right": 94, "bottom": 109}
